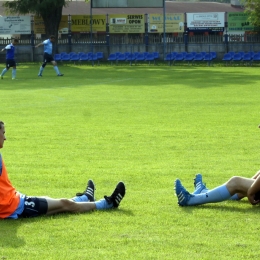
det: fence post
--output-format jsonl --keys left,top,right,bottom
{"left": 224, "top": 21, "right": 228, "bottom": 53}
{"left": 184, "top": 30, "right": 188, "bottom": 52}
{"left": 130, "top": 44, "right": 133, "bottom": 66}
{"left": 250, "top": 44, "right": 252, "bottom": 66}
{"left": 68, "top": 14, "right": 72, "bottom": 53}
{"left": 31, "top": 15, "right": 35, "bottom": 62}
{"left": 106, "top": 14, "right": 110, "bottom": 57}
{"left": 184, "top": 18, "right": 188, "bottom": 52}
{"left": 145, "top": 14, "right": 149, "bottom": 52}
{"left": 208, "top": 44, "right": 211, "bottom": 66}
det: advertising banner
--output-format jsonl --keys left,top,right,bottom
{"left": 187, "top": 12, "right": 225, "bottom": 32}
{"left": 58, "top": 16, "right": 69, "bottom": 34}
{"left": 34, "top": 16, "right": 45, "bottom": 34}
{"left": 109, "top": 14, "right": 145, "bottom": 33}
{"left": 228, "top": 12, "right": 255, "bottom": 31}
{"left": 34, "top": 16, "right": 68, "bottom": 34}
{"left": 71, "top": 15, "right": 106, "bottom": 32}
{"left": 0, "top": 16, "right": 31, "bottom": 34}
{"left": 148, "top": 13, "right": 184, "bottom": 33}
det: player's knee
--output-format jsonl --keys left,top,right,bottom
{"left": 42, "top": 63, "right": 46, "bottom": 68}
{"left": 227, "top": 176, "right": 241, "bottom": 189}
{"left": 60, "top": 198, "right": 75, "bottom": 211}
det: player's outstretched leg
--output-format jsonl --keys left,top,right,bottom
{"left": 12, "top": 68, "right": 16, "bottom": 80}
{"left": 1, "top": 68, "right": 8, "bottom": 79}
{"left": 38, "top": 64, "right": 45, "bottom": 77}
{"left": 175, "top": 179, "right": 193, "bottom": 206}
{"left": 95, "top": 181, "right": 126, "bottom": 210}
{"left": 193, "top": 173, "right": 208, "bottom": 194}
{"left": 193, "top": 173, "right": 240, "bottom": 200}
{"left": 72, "top": 179, "right": 95, "bottom": 202}
{"left": 53, "top": 65, "right": 63, "bottom": 76}
{"left": 175, "top": 178, "right": 232, "bottom": 206}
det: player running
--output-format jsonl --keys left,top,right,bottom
{"left": 0, "top": 38, "right": 19, "bottom": 80}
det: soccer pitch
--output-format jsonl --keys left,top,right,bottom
{"left": 0, "top": 63, "right": 260, "bottom": 259}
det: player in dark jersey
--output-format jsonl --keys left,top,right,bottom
{"left": 0, "top": 38, "right": 19, "bottom": 80}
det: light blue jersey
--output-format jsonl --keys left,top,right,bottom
{"left": 5, "top": 43, "right": 15, "bottom": 60}
{"left": 43, "top": 39, "right": 53, "bottom": 55}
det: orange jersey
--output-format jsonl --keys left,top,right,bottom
{"left": 0, "top": 155, "right": 20, "bottom": 219}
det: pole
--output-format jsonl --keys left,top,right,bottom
{"left": 90, "top": 0, "right": 94, "bottom": 66}
{"left": 106, "top": 13, "right": 110, "bottom": 58}
{"left": 68, "top": 14, "right": 72, "bottom": 53}
{"left": 163, "top": 0, "right": 166, "bottom": 60}
{"left": 145, "top": 13, "right": 148, "bottom": 52}
{"left": 31, "top": 15, "right": 35, "bottom": 62}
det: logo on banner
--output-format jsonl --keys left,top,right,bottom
{"left": 110, "top": 18, "right": 127, "bottom": 24}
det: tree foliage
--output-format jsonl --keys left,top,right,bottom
{"left": 243, "top": 0, "right": 260, "bottom": 29}
{"left": 3, "top": 0, "right": 68, "bottom": 37}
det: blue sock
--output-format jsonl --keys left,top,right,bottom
{"left": 229, "top": 194, "right": 240, "bottom": 200}
{"left": 12, "top": 69, "right": 16, "bottom": 78}
{"left": 196, "top": 187, "right": 239, "bottom": 201}
{"left": 95, "top": 199, "right": 113, "bottom": 210}
{"left": 188, "top": 185, "right": 231, "bottom": 206}
{"left": 200, "top": 188, "right": 209, "bottom": 194}
{"left": 53, "top": 66, "right": 60, "bottom": 75}
{"left": 72, "top": 194, "right": 89, "bottom": 202}
{"left": 38, "top": 66, "right": 44, "bottom": 75}
{"left": 193, "top": 187, "right": 209, "bottom": 195}
{"left": 1, "top": 68, "right": 8, "bottom": 76}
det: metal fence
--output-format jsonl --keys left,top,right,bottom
{"left": 1, "top": 33, "right": 260, "bottom": 45}
{"left": 1, "top": 33, "right": 260, "bottom": 63}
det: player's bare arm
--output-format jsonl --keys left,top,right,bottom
{"left": 247, "top": 176, "right": 260, "bottom": 204}
{"left": 35, "top": 43, "right": 43, "bottom": 48}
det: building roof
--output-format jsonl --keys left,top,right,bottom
{"left": 63, "top": 1, "right": 244, "bottom": 14}
{"left": 0, "top": 1, "right": 244, "bottom": 16}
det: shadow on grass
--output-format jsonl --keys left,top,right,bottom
{"left": 49, "top": 207, "right": 134, "bottom": 218}
{"left": 0, "top": 207, "right": 133, "bottom": 248}
{"left": 0, "top": 220, "right": 25, "bottom": 248}
{"left": 178, "top": 200, "right": 260, "bottom": 214}
{"left": 0, "top": 64, "right": 259, "bottom": 90}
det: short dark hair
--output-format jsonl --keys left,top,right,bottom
{"left": 13, "top": 38, "right": 19, "bottom": 43}
{"left": 50, "top": 35, "right": 55, "bottom": 39}
{"left": 0, "top": 121, "right": 4, "bottom": 129}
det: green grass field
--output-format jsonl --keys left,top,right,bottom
{"left": 1, "top": 63, "right": 260, "bottom": 259}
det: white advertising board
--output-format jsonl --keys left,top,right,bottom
{"left": 187, "top": 12, "right": 225, "bottom": 28}
{"left": 0, "top": 16, "right": 31, "bottom": 34}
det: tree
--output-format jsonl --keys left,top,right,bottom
{"left": 3, "top": 0, "right": 68, "bottom": 37}
{"left": 244, "top": 0, "right": 260, "bottom": 29}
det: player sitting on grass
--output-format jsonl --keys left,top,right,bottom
{"left": 0, "top": 120, "right": 125, "bottom": 219}
{"left": 175, "top": 171, "right": 260, "bottom": 207}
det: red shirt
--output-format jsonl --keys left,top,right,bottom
{"left": 0, "top": 155, "right": 20, "bottom": 218}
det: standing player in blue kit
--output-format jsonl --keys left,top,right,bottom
{"left": 0, "top": 38, "right": 19, "bottom": 80}
{"left": 35, "top": 35, "right": 63, "bottom": 77}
